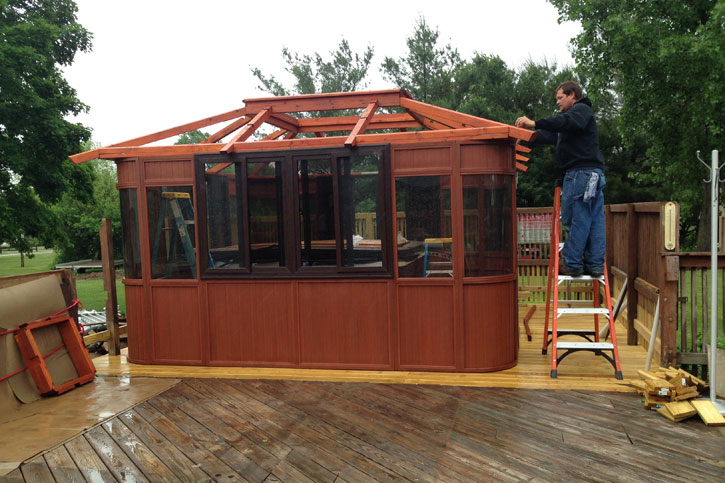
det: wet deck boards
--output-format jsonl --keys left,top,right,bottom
{"left": 7, "top": 378, "right": 725, "bottom": 481}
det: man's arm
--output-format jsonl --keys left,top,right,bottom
{"left": 515, "top": 116, "right": 556, "bottom": 145}
{"left": 535, "top": 104, "right": 591, "bottom": 132}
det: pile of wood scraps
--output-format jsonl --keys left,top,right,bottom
{"left": 633, "top": 367, "right": 725, "bottom": 426}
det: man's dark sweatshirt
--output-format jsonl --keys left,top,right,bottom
{"left": 534, "top": 97, "right": 604, "bottom": 174}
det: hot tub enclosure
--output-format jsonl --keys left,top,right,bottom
{"left": 71, "top": 90, "right": 535, "bottom": 372}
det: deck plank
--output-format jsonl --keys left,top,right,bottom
{"left": 118, "top": 409, "right": 210, "bottom": 482}
{"left": 102, "top": 417, "right": 180, "bottom": 482}
{"left": 84, "top": 427, "right": 150, "bottom": 482}
{"left": 43, "top": 445, "right": 85, "bottom": 483}
{"left": 64, "top": 434, "right": 117, "bottom": 482}
{"left": 18, "top": 457, "right": 54, "bottom": 483}
{"left": 11, "top": 379, "right": 725, "bottom": 482}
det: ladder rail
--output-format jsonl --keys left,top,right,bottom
{"left": 544, "top": 185, "right": 622, "bottom": 380}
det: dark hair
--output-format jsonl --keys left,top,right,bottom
{"left": 557, "top": 81, "right": 583, "bottom": 100}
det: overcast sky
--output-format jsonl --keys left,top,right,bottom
{"left": 63, "top": 0, "right": 581, "bottom": 147}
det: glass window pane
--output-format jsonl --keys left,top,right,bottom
{"left": 395, "top": 176, "right": 453, "bottom": 278}
{"left": 248, "top": 160, "right": 284, "bottom": 268}
{"left": 463, "top": 174, "right": 513, "bottom": 276}
{"left": 338, "top": 154, "right": 383, "bottom": 267}
{"left": 147, "top": 186, "right": 196, "bottom": 279}
{"left": 298, "top": 158, "right": 336, "bottom": 267}
{"left": 119, "top": 189, "right": 142, "bottom": 279}
{"left": 206, "top": 163, "right": 243, "bottom": 269}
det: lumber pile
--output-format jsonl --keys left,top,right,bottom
{"left": 634, "top": 367, "right": 725, "bottom": 426}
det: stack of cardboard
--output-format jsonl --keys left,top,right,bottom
{"left": 633, "top": 366, "right": 715, "bottom": 423}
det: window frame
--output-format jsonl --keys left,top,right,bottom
{"left": 195, "top": 145, "right": 392, "bottom": 279}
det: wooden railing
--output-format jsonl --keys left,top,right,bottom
{"left": 676, "top": 253, "right": 725, "bottom": 368}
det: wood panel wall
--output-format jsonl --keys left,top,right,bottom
{"left": 118, "top": 141, "right": 519, "bottom": 372}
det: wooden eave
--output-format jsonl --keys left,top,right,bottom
{"left": 71, "top": 89, "right": 534, "bottom": 170}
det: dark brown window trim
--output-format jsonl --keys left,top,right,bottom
{"left": 195, "top": 145, "right": 392, "bottom": 280}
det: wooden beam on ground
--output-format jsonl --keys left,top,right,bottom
{"left": 205, "top": 116, "right": 252, "bottom": 143}
{"left": 221, "top": 108, "right": 271, "bottom": 153}
{"left": 345, "top": 101, "right": 378, "bottom": 147}
{"left": 99, "top": 218, "right": 120, "bottom": 356}
{"left": 244, "top": 89, "right": 409, "bottom": 114}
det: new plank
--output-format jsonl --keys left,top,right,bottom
{"left": 691, "top": 400, "right": 725, "bottom": 426}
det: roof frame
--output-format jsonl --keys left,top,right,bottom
{"left": 71, "top": 89, "right": 535, "bottom": 171}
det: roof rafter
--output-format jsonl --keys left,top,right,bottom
{"left": 221, "top": 108, "right": 271, "bottom": 153}
{"left": 345, "top": 101, "right": 378, "bottom": 147}
{"left": 205, "top": 116, "right": 252, "bottom": 143}
{"left": 70, "top": 107, "right": 247, "bottom": 164}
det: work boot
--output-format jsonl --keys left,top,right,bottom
{"left": 558, "top": 261, "right": 583, "bottom": 277}
{"left": 585, "top": 267, "right": 604, "bottom": 277}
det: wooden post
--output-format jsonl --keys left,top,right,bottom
{"left": 626, "top": 204, "right": 639, "bottom": 345}
{"left": 100, "top": 218, "right": 120, "bottom": 355}
{"left": 658, "top": 203, "right": 680, "bottom": 366}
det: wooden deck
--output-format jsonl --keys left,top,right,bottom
{"left": 7, "top": 308, "right": 722, "bottom": 481}
{"left": 91, "top": 307, "right": 648, "bottom": 392}
{"left": 5, "top": 378, "right": 725, "bottom": 482}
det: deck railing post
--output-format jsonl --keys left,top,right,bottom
{"left": 626, "top": 204, "right": 639, "bottom": 345}
{"left": 658, "top": 202, "right": 680, "bottom": 366}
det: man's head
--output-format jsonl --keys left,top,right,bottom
{"left": 555, "top": 81, "right": 582, "bottom": 112}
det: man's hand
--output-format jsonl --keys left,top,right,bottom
{"left": 515, "top": 116, "right": 535, "bottom": 129}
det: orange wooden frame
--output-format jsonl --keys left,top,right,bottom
{"left": 70, "top": 89, "right": 536, "bottom": 171}
{"left": 13, "top": 315, "right": 96, "bottom": 396}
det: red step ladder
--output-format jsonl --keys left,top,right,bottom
{"left": 542, "top": 186, "right": 623, "bottom": 379}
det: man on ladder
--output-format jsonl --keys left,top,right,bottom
{"left": 516, "top": 81, "right": 621, "bottom": 379}
{"left": 516, "top": 81, "right": 605, "bottom": 277}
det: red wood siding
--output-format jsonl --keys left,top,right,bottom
{"left": 298, "top": 281, "right": 391, "bottom": 368}
{"left": 124, "top": 284, "right": 148, "bottom": 363}
{"left": 392, "top": 146, "right": 451, "bottom": 174}
{"left": 460, "top": 143, "right": 512, "bottom": 172}
{"left": 397, "top": 284, "right": 456, "bottom": 369}
{"left": 462, "top": 282, "right": 517, "bottom": 370}
{"left": 116, "top": 159, "right": 137, "bottom": 185}
{"left": 151, "top": 286, "right": 202, "bottom": 363}
{"left": 206, "top": 282, "right": 296, "bottom": 365}
{"left": 143, "top": 159, "right": 193, "bottom": 182}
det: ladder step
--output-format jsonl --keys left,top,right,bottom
{"left": 556, "top": 341, "right": 614, "bottom": 350}
{"left": 557, "top": 308, "right": 610, "bottom": 315}
{"left": 558, "top": 275, "right": 605, "bottom": 282}
{"left": 547, "top": 329, "right": 596, "bottom": 335}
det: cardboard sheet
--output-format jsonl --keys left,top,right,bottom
{"left": 0, "top": 274, "right": 76, "bottom": 404}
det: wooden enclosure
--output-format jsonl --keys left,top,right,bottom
{"left": 71, "top": 90, "right": 535, "bottom": 372}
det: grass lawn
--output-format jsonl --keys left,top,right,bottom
{"left": 0, "top": 250, "right": 126, "bottom": 314}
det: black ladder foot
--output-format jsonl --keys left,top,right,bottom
{"left": 550, "top": 369, "right": 557, "bottom": 378}
{"left": 615, "top": 370, "right": 623, "bottom": 380}
{"left": 542, "top": 349, "right": 548, "bottom": 355}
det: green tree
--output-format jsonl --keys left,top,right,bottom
{"left": 176, "top": 130, "right": 210, "bottom": 144}
{"left": 381, "top": 16, "right": 462, "bottom": 106}
{"left": 549, "top": 0, "right": 725, "bottom": 249}
{"left": 51, "top": 157, "right": 121, "bottom": 263}
{"left": 0, "top": 0, "right": 94, "bottom": 255}
{"left": 251, "top": 39, "right": 374, "bottom": 97}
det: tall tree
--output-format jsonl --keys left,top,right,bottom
{"left": 0, "top": 0, "right": 93, "bottom": 255}
{"left": 251, "top": 39, "right": 374, "bottom": 97}
{"left": 549, "top": 0, "right": 725, "bottom": 248}
{"left": 51, "top": 157, "right": 121, "bottom": 262}
{"left": 381, "top": 16, "right": 462, "bottom": 107}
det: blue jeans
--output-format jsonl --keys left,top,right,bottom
{"left": 560, "top": 168, "right": 605, "bottom": 272}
